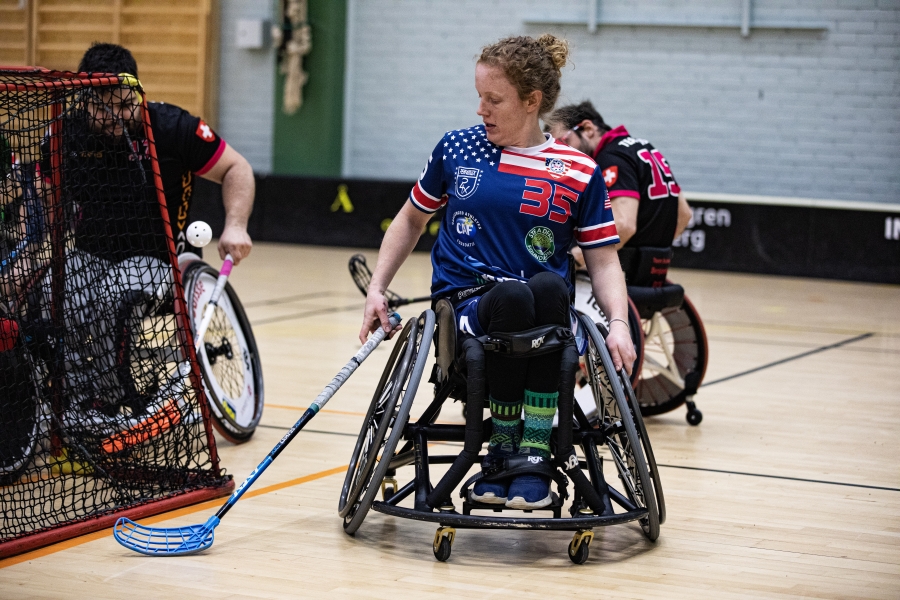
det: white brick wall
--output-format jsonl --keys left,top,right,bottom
{"left": 217, "top": 0, "right": 276, "bottom": 174}
{"left": 343, "top": 0, "right": 900, "bottom": 204}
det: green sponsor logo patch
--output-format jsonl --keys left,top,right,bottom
{"left": 525, "top": 226, "right": 555, "bottom": 262}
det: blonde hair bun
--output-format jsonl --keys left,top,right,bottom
{"left": 537, "top": 34, "right": 569, "bottom": 72}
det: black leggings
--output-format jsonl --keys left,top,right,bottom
{"left": 476, "top": 272, "right": 569, "bottom": 403}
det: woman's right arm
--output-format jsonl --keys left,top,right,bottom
{"left": 359, "top": 201, "right": 434, "bottom": 343}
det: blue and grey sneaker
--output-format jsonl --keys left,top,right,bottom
{"left": 506, "top": 474, "right": 552, "bottom": 509}
{"left": 471, "top": 478, "right": 509, "bottom": 504}
{"left": 471, "top": 449, "right": 511, "bottom": 504}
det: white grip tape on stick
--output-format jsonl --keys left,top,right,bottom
{"left": 310, "top": 314, "right": 401, "bottom": 412}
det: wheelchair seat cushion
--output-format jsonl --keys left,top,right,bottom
{"left": 627, "top": 283, "right": 685, "bottom": 320}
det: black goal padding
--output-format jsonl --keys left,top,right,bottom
{"left": 0, "top": 69, "right": 230, "bottom": 555}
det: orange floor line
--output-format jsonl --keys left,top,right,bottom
{"left": 0, "top": 464, "right": 348, "bottom": 570}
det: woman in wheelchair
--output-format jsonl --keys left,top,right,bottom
{"left": 360, "top": 34, "right": 636, "bottom": 511}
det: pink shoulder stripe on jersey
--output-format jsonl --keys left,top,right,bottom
{"left": 608, "top": 190, "right": 640, "bottom": 199}
{"left": 410, "top": 181, "right": 445, "bottom": 212}
{"left": 592, "top": 125, "right": 630, "bottom": 159}
{"left": 195, "top": 138, "right": 226, "bottom": 176}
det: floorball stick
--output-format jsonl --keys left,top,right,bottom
{"left": 193, "top": 253, "right": 233, "bottom": 353}
{"left": 113, "top": 313, "right": 401, "bottom": 556}
{"left": 348, "top": 253, "right": 430, "bottom": 309}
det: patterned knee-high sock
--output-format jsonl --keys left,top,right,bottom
{"left": 519, "top": 390, "right": 558, "bottom": 459}
{"left": 488, "top": 397, "right": 522, "bottom": 455}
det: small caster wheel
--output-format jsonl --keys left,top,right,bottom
{"left": 342, "top": 510, "right": 356, "bottom": 535}
{"left": 685, "top": 399, "right": 702, "bottom": 426}
{"left": 568, "top": 530, "right": 593, "bottom": 565}
{"left": 686, "top": 409, "right": 703, "bottom": 426}
{"left": 381, "top": 477, "right": 397, "bottom": 501}
{"left": 433, "top": 526, "right": 456, "bottom": 562}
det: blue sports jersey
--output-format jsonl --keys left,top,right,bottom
{"left": 409, "top": 125, "right": 619, "bottom": 299}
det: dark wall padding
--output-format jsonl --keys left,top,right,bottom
{"left": 193, "top": 176, "right": 900, "bottom": 284}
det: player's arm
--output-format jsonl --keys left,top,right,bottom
{"left": 597, "top": 153, "right": 639, "bottom": 249}
{"left": 674, "top": 190, "right": 691, "bottom": 240}
{"left": 360, "top": 201, "right": 433, "bottom": 343}
{"left": 610, "top": 197, "right": 638, "bottom": 248}
{"left": 583, "top": 244, "right": 636, "bottom": 375}
{"left": 197, "top": 143, "right": 254, "bottom": 264}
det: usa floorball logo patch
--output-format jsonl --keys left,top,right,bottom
{"left": 455, "top": 166, "right": 482, "bottom": 199}
{"left": 545, "top": 157, "right": 571, "bottom": 178}
{"left": 525, "top": 226, "right": 555, "bottom": 262}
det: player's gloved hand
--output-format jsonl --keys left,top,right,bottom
{"left": 360, "top": 289, "right": 402, "bottom": 344}
{"left": 605, "top": 321, "right": 636, "bottom": 376}
{"left": 218, "top": 225, "right": 252, "bottom": 265}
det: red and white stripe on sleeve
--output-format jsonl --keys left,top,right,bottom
{"left": 409, "top": 180, "right": 447, "bottom": 213}
{"left": 575, "top": 221, "right": 619, "bottom": 248}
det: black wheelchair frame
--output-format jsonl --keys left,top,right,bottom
{"left": 339, "top": 302, "right": 664, "bottom": 564}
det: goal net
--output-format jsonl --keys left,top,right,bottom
{"left": 0, "top": 69, "right": 233, "bottom": 559}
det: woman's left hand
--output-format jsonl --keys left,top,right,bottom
{"left": 605, "top": 321, "right": 636, "bottom": 376}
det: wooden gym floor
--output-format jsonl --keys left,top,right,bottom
{"left": 1, "top": 243, "right": 898, "bottom": 599}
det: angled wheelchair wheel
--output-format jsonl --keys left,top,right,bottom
{"left": 620, "top": 371, "right": 667, "bottom": 525}
{"left": 183, "top": 262, "right": 264, "bottom": 444}
{"left": 635, "top": 294, "right": 708, "bottom": 418}
{"left": 580, "top": 314, "right": 660, "bottom": 541}
{"left": 339, "top": 310, "right": 434, "bottom": 535}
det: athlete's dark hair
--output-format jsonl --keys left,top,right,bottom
{"left": 78, "top": 43, "right": 139, "bottom": 77}
{"left": 546, "top": 101, "right": 610, "bottom": 134}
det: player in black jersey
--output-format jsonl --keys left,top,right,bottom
{"left": 38, "top": 43, "right": 254, "bottom": 264}
{"left": 546, "top": 101, "right": 691, "bottom": 261}
{"left": 28, "top": 44, "right": 255, "bottom": 429}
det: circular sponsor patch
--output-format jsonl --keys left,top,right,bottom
{"left": 525, "top": 226, "right": 555, "bottom": 262}
{"left": 452, "top": 211, "right": 480, "bottom": 248}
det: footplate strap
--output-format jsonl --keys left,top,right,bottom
{"left": 460, "top": 454, "right": 568, "bottom": 497}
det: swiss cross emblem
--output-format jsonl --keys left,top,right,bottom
{"left": 602, "top": 166, "right": 618, "bottom": 187}
{"left": 195, "top": 120, "right": 215, "bottom": 142}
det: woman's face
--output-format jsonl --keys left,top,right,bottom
{"left": 475, "top": 63, "right": 540, "bottom": 147}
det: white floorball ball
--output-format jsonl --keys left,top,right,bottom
{"left": 187, "top": 221, "right": 213, "bottom": 248}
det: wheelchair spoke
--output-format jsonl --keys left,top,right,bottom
{"left": 606, "top": 436, "right": 646, "bottom": 509}
{"left": 642, "top": 353, "right": 684, "bottom": 387}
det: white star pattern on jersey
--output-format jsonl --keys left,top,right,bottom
{"left": 437, "top": 127, "right": 498, "bottom": 164}
{"left": 408, "top": 124, "right": 620, "bottom": 298}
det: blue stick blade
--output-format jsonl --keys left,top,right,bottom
{"left": 113, "top": 516, "right": 219, "bottom": 556}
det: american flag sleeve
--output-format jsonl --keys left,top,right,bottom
{"left": 409, "top": 135, "right": 449, "bottom": 214}
{"left": 574, "top": 165, "right": 620, "bottom": 248}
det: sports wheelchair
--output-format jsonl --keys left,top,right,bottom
{"left": 179, "top": 253, "right": 264, "bottom": 444}
{"left": 575, "top": 246, "right": 708, "bottom": 425}
{"left": 338, "top": 301, "right": 664, "bottom": 564}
